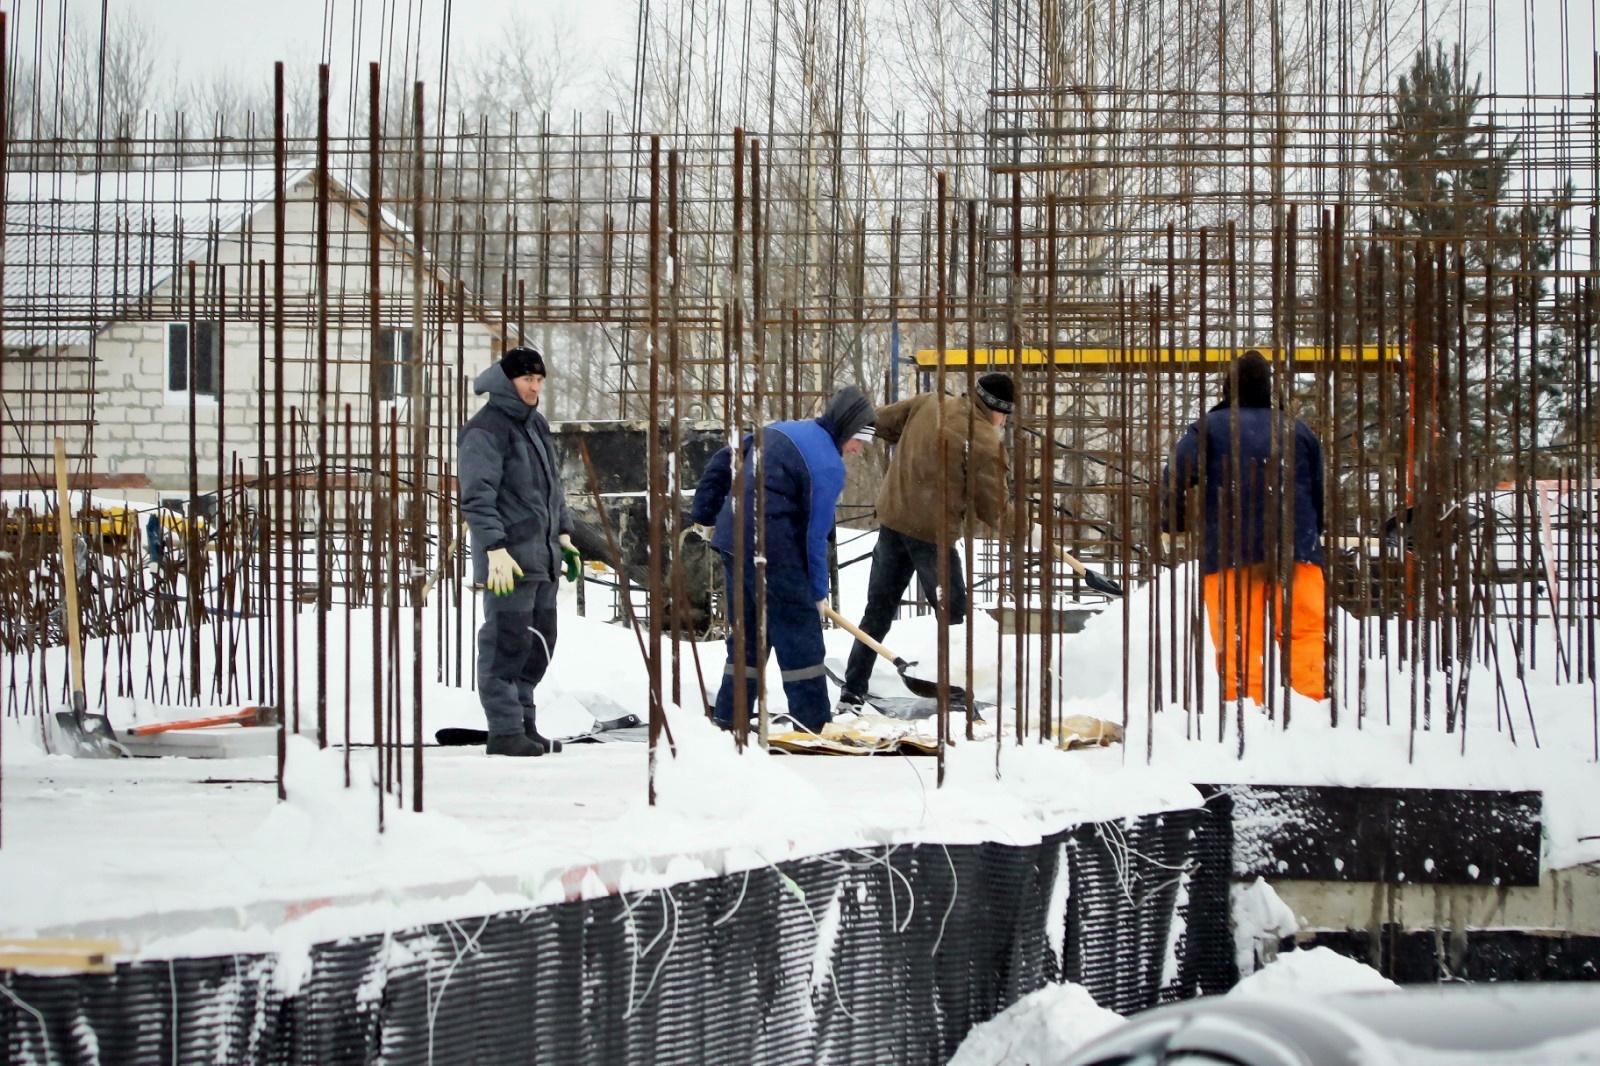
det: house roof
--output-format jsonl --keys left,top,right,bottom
{"left": 1, "top": 164, "right": 455, "bottom": 351}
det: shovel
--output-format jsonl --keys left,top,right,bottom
{"left": 821, "top": 604, "right": 967, "bottom": 702}
{"left": 1053, "top": 545, "right": 1124, "bottom": 597}
{"left": 51, "top": 438, "right": 124, "bottom": 758}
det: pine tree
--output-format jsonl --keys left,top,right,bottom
{"left": 1355, "top": 43, "right": 1572, "bottom": 466}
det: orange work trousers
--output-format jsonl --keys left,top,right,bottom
{"left": 1201, "top": 562, "right": 1326, "bottom": 704}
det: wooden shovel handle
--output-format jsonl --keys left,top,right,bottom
{"left": 1051, "top": 544, "right": 1090, "bottom": 577}
{"left": 53, "top": 438, "right": 87, "bottom": 706}
{"left": 821, "top": 604, "right": 902, "bottom": 666}
{"left": 127, "top": 707, "right": 262, "bottom": 736}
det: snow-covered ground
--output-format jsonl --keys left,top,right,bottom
{"left": 2, "top": 525, "right": 1597, "bottom": 976}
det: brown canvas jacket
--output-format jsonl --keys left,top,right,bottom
{"left": 872, "top": 391, "right": 1014, "bottom": 544}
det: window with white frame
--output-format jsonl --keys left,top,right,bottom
{"left": 376, "top": 328, "right": 415, "bottom": 402}
{"left": 165, "top": 321, "right": 219, "bottom": 398}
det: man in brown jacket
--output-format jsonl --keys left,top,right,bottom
{"left": 837, "top": 372, "right": 1019, "bottom": 711}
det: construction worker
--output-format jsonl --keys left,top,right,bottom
{"left": 1163, "top": 350, "right": 1327, "bottom": 703}
{"left": 689, "top": 386, "right": 877, "bottom": 733}
{"left": 837, "top": 372, "right": 1028, "bottom": 712}
{"left": 459, "top": 344, "right": 582, "bottom": 757}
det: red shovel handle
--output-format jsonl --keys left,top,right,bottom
{"left": 127, "top": 707, "right": 261, "bottom": 736}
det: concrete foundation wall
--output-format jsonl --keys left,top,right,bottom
{"left": 1273, "top": 862, "right": 1600, "bottom": 938}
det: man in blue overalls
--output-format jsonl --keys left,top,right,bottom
{"left": 690, "top": 387, "right": 876, "bottom": 732}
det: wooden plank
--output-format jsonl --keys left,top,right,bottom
{"left": 0, "top": 938, "right": 122, "bottom": 974}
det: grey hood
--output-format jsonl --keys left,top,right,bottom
{"left": 474, "top": 362, "right": 539, "bottom": 421}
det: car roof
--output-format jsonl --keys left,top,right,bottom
{"left": 1064, "top": 984, "right": 1600, "bottom": 1066}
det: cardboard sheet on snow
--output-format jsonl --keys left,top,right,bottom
{"left": 767, "top": 716, "right": 941, "bottom": 755}
{"left": 767, "top": 712, "right": 1122, "bottom": 756}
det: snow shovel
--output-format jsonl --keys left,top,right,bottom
{"left": 51, "top": 438, "right": 124, "bottom": 758}
{"left": 821, "top": 604, "right": 966, "bottom": 702}
{"left": 1053, "top": 545, "right": 1124, "bottom": 597}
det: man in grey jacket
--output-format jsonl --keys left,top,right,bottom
{"left": 459, "top": 345, "right": 581, "bottom": 756}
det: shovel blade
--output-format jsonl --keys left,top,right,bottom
{"left": 54, "top": 711, "right": 128, "bottom": 758}
{"left": 1085, "top": 568, "right": 1124, "bottom": 597}
{"left": 892, "top": 658, "right": 969, "bottom": 702}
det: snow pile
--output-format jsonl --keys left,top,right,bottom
{"left": 253, "top": 735, "right": 492, "bottom": 865}
{"left": 946, "top": 981, "right": 1125, "bottom": 1066}
{"left": 920, "top": 734, "right": 1203, "bottom": 843}
{"left": 1230, "top": 876, "right": 1300, "bottom": 975}
{"left": 1229, "top": 945, "right": 1400, "bottom": 997}
{"left": 1, "top": 714, "right": 50, "bottom": 765}
{"left": 646, "top": 701, "right": 828, "bottom": 826}
{"left": 189, "top": 736, "right": 511, "bottom": 932}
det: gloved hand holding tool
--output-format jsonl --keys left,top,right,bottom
{"left": 559, "top": 533, "right": 581, "bottom": 583}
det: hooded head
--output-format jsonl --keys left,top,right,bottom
{"left": 472, "top": 344, "right": 548, "bottom": 415}
{"left": 820, "top": 386, "right": 876, "bottom": 451}
{"left": 1217, "top": 350, "right": 1273, "bottom": 409}
{"left": 974, "top": 372, "right": 1016, "bottom": 415}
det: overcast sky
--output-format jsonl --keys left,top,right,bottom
{"left": 1, "top": 0, "right": 1593, "bottom": 109}
{"left": 3, "top": 0, "right": 636, "bottom": 112}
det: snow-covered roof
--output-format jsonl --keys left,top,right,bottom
{"left": 1, "top": 164, "right": 426, "bottom": 350}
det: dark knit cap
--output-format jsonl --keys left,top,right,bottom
{"left": 500, "top": 345, "right": 546, "bottom": 380}
{"left": 822, "top": 386, "right": 876, "bottom": 448}
{"left": 974, "top": 372, "right": 1016, "bottom": 414}
{"left": 1218, "top": 350, "right": 1273, "bottom": 409}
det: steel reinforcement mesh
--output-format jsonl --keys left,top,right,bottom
{"left": 3, "top": 806, "right": 1229, "bottom": 1064}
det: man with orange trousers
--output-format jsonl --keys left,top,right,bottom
{"left": 1164, "top": 350, "right": 1326, "bottom": 703}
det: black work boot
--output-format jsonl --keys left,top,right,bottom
{"left": 487, "top": 732, "right": 545, "bottom": 757}
{"left": 523, "top": 713, "right": 563, "bottom": 754}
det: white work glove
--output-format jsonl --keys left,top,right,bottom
{"left": 1027, "top": 523, "right": 1047, "bottom": 552}
{"left": 817, "top": 599, "right": 830, "bottom": 620}
{"left": 485, "top": 547, "right": 523, "bottom": 595}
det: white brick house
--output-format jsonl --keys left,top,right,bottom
{"left": 2, "top": 165, "right": 505, "bottom": 503}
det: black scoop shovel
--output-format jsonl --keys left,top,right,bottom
{"left": 1054, "top": 545, "right": 1124, "bottom": 597}
{"left": 822, "top": 604, "right": 967, "bottom": 702}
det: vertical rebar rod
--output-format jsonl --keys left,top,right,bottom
{"left": 647, "top": 135, "right": 665, "bottom": 799}
{"left": 315, "top": 63, "right": 331, "bottom": 749}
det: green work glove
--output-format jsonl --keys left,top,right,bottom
{"left": 486, "top": 547, "right": 523, "bottom": 596}
{"left": 559, "top": 533, "right": 581, "bottom": 583}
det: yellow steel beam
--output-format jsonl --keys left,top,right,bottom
{"left": 913, "top": 346, "right": 1402, "bottom": 368}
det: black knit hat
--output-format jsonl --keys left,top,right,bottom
{"left": 822, "top": 386, "right": 876, "bottom": 448}
{"left": 501, "top": 345, "right": 546, "bottom": 380}
{"left": 1219, "top": 350, "right": 1273, "bottom": 409}
{"left": 974, "top": 372, "right": 1016, "bottom": 414}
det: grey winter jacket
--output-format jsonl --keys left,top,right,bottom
{"left": 458, "top": 364, "right": 573, "bottom": 585}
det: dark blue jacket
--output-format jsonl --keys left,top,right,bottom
{"left": 1164, "top": 405, "right": 1325, "bottom": 574}
{"left": 689, "top": 418, "right": 846, "bottom": 602}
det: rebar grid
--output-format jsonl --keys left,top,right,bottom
{"left": 0, "top": 34, "right": 1594, "bottom": 819}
